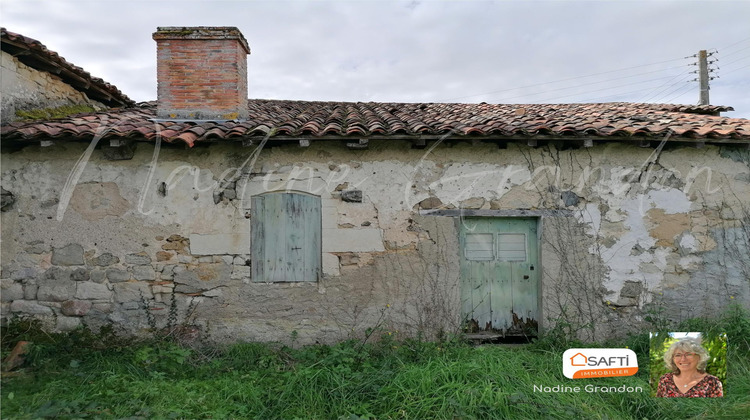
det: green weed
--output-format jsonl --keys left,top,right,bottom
{"left": 1, "top": 306, "right": 749, "bottom": 419}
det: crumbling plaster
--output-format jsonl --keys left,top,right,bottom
{"left": 0, "top": 51, "right": 106, "bottom": 124}
{"left": 1, "top": 139, "right": 748, "bottom": 342}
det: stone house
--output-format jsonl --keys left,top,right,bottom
{"left": 0, "top": 28, "right": 133, "bottom": 124}
{"left": 2, "top": 27, "right": 749, "bottom": 344}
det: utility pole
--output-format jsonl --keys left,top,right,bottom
{"left": 698, "top": 50, "right": 709, "bottom": 105}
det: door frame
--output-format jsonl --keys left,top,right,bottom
{"left": 420, "top": 209, "right": 545, "bottom": 335}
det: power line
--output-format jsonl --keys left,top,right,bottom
{"left": 441, "top": 57, "right": 688, "bottom": 101}
{"left": 718, "top": 37, "right": 750, "bottom": 53}
{"left": 523, "top": 75, "right": 677, "bottom": 103}
{"left": 650, "top": 75, "right": 695, "bottom": 103}
{"left": 639, "top": 72, "right": 693, "bottom": 102}
{"left": 719, "top": 44, "right": 750, "bottom": 59}
{"left": 482, "top": 66, "right": 688, "bottom": 103}
{"left": 721, "top": 54, "right": 750, "bottom": 68}
{"left": 491, "top": 68, "right": 685, "bottom": 101}
{"left": 663, "top": 85, "right": 695, "bottom": 104}
{"left": 722, "top": 64, "right": 750, "bottom": 76}
{"left": 579, "top": 86, "right": 671, "bottom": 103}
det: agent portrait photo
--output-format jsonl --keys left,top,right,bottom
{"left": 653, "top": 335, "right": 724, "bottom": 398}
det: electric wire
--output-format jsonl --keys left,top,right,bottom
{"left": 646, "top": 71, "right": 694, "bottom": 103}
{"left": 721, "top": 54, "right": 750, "bottom": 69}
{"left": 650, "top": 76, "right": 695, "bottom": 104}
{"left": 718, "top": 44, "right": 750, "bottom": 59}
{"left": 663, "top": 83, "right": 696, "bottom": 103}
{"left": 718, "top": 36, "right": 750, "bottom": 53}
{"left": 493, "top": 72, "right": 682, "bottom": 103}
{"left": 579, "top": 86, "right": 671, "bottom": 103}
{"left": 523, "top": 75, "right": 677, "bottom": 104}
{"left": 441, "top": 57, "right": 688, "bottom": 102}
{"left": 722, "top": 64, "right": 750, "bottom": 76}
{"left": 639, "top": 72, "right": 693, "bottom": 103}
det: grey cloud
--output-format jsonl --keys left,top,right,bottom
{"left": 2, "top": 0, "right": 748, "bottom": 116}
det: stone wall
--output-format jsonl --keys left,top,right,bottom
{"left": 1, "top": 139, "right": 748, "bottom": 343}
{"left": 0, "top": 50, "right": 106, "bottom": 124}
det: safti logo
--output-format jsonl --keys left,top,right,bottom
{"left": 563, "top": 349, "right": 638, "bottom": 379}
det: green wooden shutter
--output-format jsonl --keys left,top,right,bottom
{"left": 251, "top": 191, "right": 321, "bottom": 282}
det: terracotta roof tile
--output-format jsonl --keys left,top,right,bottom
{"left": 2, "top": 100, "right": 749, "bottom": 146}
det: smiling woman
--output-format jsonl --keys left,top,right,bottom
{"left": 656, "top": 337, "right": 723, "bottom": 398}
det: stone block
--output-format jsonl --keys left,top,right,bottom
{"left": 106, "top": 268, "right": 131, "bottom": 283}
{"left": 162, "top": 235, "right": 189, "bottom": 253}
{"left": 339, "top": 253, "right": 360, "bottom": 266}
{"left": 322, "top": 207, "right": 338, "bottom": 229}
{"left": 90, "top": 270, "right": 106, "bottom": 284}
{"left": 25, "top": 241, "right": 47, "bottom": 254}
{"left": 459, "top": 197, "right": 485, "bottom": 209}
{"left": 23, "top": 284, "right": 38, "bottom": 300}
{"left": 174, "top": 263, "right": 231, "bottom": 293}
{"left": 418, "top": 197, "right": 443, "bottom": 210}
{"left": 1, "top": 279, "right": 24, "bottom": 302}
{"left": 322, "top": 228, "right": 385, "bottom": 252}
{"left": 51, "top": 244, "right": 84, "bottom": 266}
{"left": 125, "top": 253, "right": 151, "bottom": 265}
{"left": 561, "top": 191, "right": 580, "bottom": 207}
{"left": 44, "top": 266, "right": 71, "bottom": 282}
{"left": 37, "top": 280, "right": 76, "bottom": 302}
{"left": 61, "top": 300, "right": 93, "bottom": 316}
{"left": 620, "top": 281, "right": 643, "bottom": 299}
{"left": 132, "top": 266, "right": 156, "bottom": 281}
{"left": 0, "top": 264, "right": 12, "bottom": 279}
{"left": 156, "top": 251, "right": 174, "bottom": 262}
{"left": 71, "top": 268, "right": 90, "bottom": 282}
{"left": 152, "top": 284, "right": 174, "bottom": 294}
{"left": 10, "top": 300, "right": 54, "bottom": 315}
{"left": 189, "top": 233, "right": 251, "bottom": 255}
{"left": 11, "top": 267, "right": 38, "bottom": 281}
{"left": 322, "top": 253, "right": 340, "bottom": 277}
{"left": 92, "top": 253, "right": 120, "bottom": 266}
{"left": 55, "top": 316, "right": 82, "bottom": 331}
{"left": 114, "top": 282, "right": 153, "bottom": 303}
{"left": 75, "top": 282, "right": 112, "bottom": 300}
{"left": 231, "top": 265, "right": 251, "bottom": 280}
{"left": 341, "top": 190, "right": 363, "bottom": 203}
{"left": 92, "top": 303, "right": 113, "bottom": 314}
{"left": 233, "top": 256, "right": 247, "bottom": 265}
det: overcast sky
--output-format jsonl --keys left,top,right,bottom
{"left": 3, "top": 0, "right": 749, "bottom": 118}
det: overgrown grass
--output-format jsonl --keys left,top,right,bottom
{"left": 2, "top": 305, "right": 749, "bottom": 419}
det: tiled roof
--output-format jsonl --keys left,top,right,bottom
{"left": 2, "top": 100, "right": 749, "bottom": 147}
{"left": 1, "top": 28, "right": 134, "bottom": 108}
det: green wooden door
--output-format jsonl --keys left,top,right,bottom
{"left": 459, "top": 217, "right": 538, "bottom": 336}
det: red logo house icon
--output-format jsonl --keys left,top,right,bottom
{"left": 570, "top": 353, "right": 587, "bottom": 366}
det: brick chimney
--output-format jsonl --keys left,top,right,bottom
{"left": 153, "top": 27, "right": 250, "bottom": 120}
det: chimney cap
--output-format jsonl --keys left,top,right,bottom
{"left": 153, "top": 26, "right": 250, "bottom": 54}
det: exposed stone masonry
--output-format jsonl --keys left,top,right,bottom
{"left": 1, "top": 238, "right": 254, "bottom": 334}
{"left": 1, "top": 50, "right": 106, "bottom": 124}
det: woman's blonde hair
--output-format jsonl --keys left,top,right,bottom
{"left": 663, "top": 337, "right": 710, "bottom": 373}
